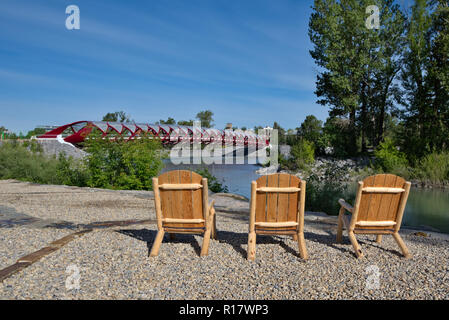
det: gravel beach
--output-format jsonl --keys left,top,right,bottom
{"left": 0, "top": 179, "right": 448, "bottom": 299}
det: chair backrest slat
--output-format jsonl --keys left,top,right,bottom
{"left": 180, "top": 170, "right": 194, "bottom": 227}
{"left": 276, "top": 173, "right": 291, "bottom": 222}
{"left": 156, "top": 170, "right": 205, "bottom": 229}
{"left": 355, "top": 174, "right": 408, "bottom": 228}
{"left": 266, "top": 174, "right": 278, "bottom": 222}
{"left": 288, "top": 175, "right": 301, "bottom": 223}
{"left": 255, "top": 175, "right": 268, "bottom": 224}
{"left": 254, "top": 173, "right": 303, "bottom": 227}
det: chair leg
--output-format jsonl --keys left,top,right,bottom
{"left": 336, "top": 207, "right": 344, "bottom": 243}
{"left": 212, "top": 215, "right": 217, "bottom": 240}
{"left": 376, "top": 235, "right": 382, "bottom": 243}
{"left": 348, "top": 231, "right": 364, "bottom": 258}
{"left": 247, "top": 232, "right": 256, "bottom": 261}
{"left": 392, "top": 232, "right": 411, "bottom": 259}
{"left": 150, "top": 230, "right": 165, "bottom": 257}
{"left": 201, "top": 229, "right": 212, "bottom": 256}
{"left": 297, "top": 232, "right": 308, "bottom": 260}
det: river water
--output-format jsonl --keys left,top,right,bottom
{"left": 162, "top": 161, "right": 449, "bottom": 234}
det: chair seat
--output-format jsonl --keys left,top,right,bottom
{"left": 163, "top": 218, "right": 205, "bottom": 224}
{"left": 355, "top": 220, "right": 397, "bottom": 227}
{"left": 255, "top": 221, "right": 298, "bottom": 228}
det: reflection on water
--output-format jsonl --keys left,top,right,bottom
{"left": 406, "top": 188, "right": 449, "bottom": 233}
{"left": 162, "top": 161, "right": 449, "bottom": 234}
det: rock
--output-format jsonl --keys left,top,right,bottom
{"left": 36, "top": 139, "right": 86, "bottom": 159}
{"left": 414, "top": 232, "right": 429, "bottom": 237}
{"left": 255, "top": 164, "right": 279, "bottom": 175}
{"left": 289, "top": 156, "right": 374, "bottom": 183}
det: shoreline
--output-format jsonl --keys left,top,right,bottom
{"left": 278, "top": 156, "right": 449, "bottom": 190}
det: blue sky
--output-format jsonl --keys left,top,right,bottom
{"left": 0, "top": 0, "right": 329, "bottom": 134}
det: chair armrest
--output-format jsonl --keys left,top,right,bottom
{"left": 208, "top": 200, "right": 216, "bottom": 217}
{"left": 206, "top": 200, "right": 216, "bottom": 229}
{"left": 338, "top": 199, "right": 353, "bottom": 213}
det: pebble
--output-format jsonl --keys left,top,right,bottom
{"left": 0, "top": 180, "right": 448, "bottom": 299}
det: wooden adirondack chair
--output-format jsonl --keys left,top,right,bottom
{"left": 247, "top": 173, "right": 308, "bottom": 261}
{"left": 337, "top": 174, "right": 412, "bottom": 259}
{"left": 150, "top": 170, "right": 217, "bottom": 257}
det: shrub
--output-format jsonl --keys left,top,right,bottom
{"left": 277, "top": 153, "right": 296, "bottom": 170}
{"left": 305, "top": 166, "right": 352, "bottom": 215}
{"left": 56, "top": 153, "right": 89, "bottom": 187}
{"left": 373, "top": 138, "right": 409, "bottom": 175}
{"left": 194, "top": 167, "right": 228, "bottom": 193}
{"left": 321, "top": 117, "right": 354, "bottom": 157}
{"left": 291, "top": 139, "right": 315, "bottom": 170}
{"left": 82, "top": 132, "right": 164, "bottom": 190}
{"left": 0, "top": 141, "right": 60, "bottom": 184}
{"left": 415, "top": 152, "right": 449, "bottom": 184}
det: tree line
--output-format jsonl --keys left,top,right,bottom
{"left": 308, "top": 0, "right": 448, "bottom": 162}
{"left": 102, "top": 109, "right": 216, "bottom": 128}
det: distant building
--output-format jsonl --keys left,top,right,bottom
{"left": 36, "top": 125, "right": 60, "bottom": 131}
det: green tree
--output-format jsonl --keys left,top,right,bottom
{"left": 195, "top": 110, "right": 214, "bottom": 128}
{"left": 399, "top": 0, "right": 449, "bottom": 160}
{"left": 25, "top": 127, "right": 46, "bottom": 138}
{"left": 427, "top": 0, "right": 449, "bottom": 150}
{"left": 102, "top": 111, "right": 132, "bottom": 123}
{"left": 366, "top": 0, "right": 406, "bottom": 148}
{"left": 297, "top": 115, "right": 323, "bottom": 144}
{"left": 321, "top": 117, "right": 353, "bottom": 157}
{"left": 177, "top": 120, "right": 194, "bottom": 126}
{"left": 309, "top": 0, "right": 406, "bottom": 154}
{"left": 309, "top": 0, "right": 364, "bottom": 154}
{"left": 285, "top": 128, "right": 298, "bottom": 146}
{"left": 158, "top": 117, "right": 176, "bottom": 125}
{"left": 0, "top": 126, "right": 7, "bottom": 140}
{"left": 273, "top": 122, "right": 286, "bottom": 145}
{"left": 400, "top": 0, "right": 433, "bottom": 160}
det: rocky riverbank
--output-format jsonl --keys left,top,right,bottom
{"left": 1, "top": 180, "right": 448, "bottom": 299}
{"left": 281, "top": 156, "right": 449, "bottom": 189}
{"left": 0, "top": 139, "right": 86, "bottom": 159}
{"left": 295, "top": 156, "right": 371, "bottom": 181}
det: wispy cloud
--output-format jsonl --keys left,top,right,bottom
{"left": 0, "top": 0, "right": 322, "bottom": 133}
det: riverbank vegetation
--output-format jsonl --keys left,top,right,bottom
{"left": 0, "top": 140, "right": 65, "bottom": 185}
{"left": 0, "top": 136, "right": 231, "bottom": 194}
{"left": 0, "top": 134, "right": 164, "bottom": 190}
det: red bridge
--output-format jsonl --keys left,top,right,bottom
{"left": 37, "top": 121, "right": 270, "bottom": 148}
